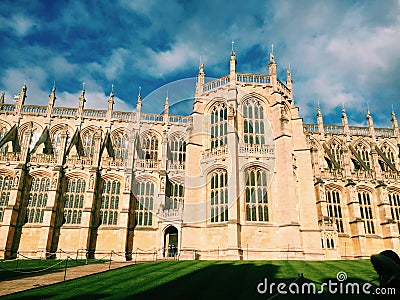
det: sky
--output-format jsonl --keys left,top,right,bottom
{"left": 0, "top": 0, "right": 400, "bottom": 126}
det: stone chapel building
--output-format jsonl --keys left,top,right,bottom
{"left": 0, "top": 49, "right": 398, "bottom": 260}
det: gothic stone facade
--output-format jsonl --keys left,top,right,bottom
{"left": 0, "top": 51, "right": 398, "bottom": 260}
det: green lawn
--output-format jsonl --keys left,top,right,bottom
{"left": 2, "top": 260, "right": 381, "bottom": 300}
{"left": 0, "top": 259, "right": 105, "bottom": 282}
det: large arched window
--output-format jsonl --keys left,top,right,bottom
{"left": 358, "top": 190, "right": 375, "bottom": 234}
{"left": 326, "top": 189, "right": 344, "bottom": 233}
{"left": 142, "top": 133, "right": 158, "bottom": 160}
{"left": 388, "top": 191, "right": 400, "bottom": 232}
{"left": 26, "top": 177, "right": 50, "bottom": 224}
{"left": 243, "top": 99, "right": 265, "bottom": 145}
{"left": 210, "top": 103, "right": 228, "bottom": 149}
{"left": 0, "top": 127, "right": 8, "bottom": 153}
{"left": 210, "top": 169, "right": 228, "bottom": 223}
{"left": 0, "top": 175, "right": 13, "bottom": 222}
{"left": 356, "top": 143, "right": 370, "bottom": 168}
{"left": 100, "top": 179, "right": 121, "bottom": 225}
{"left": 135, "top": 180, "right": 154, "bottom": 226}
{"left": 113, "top": 131, "right": 129, "bottom": 160}
{"left": 82, "top": 130, "right": 95, "bottom": 158}
{"left": 166, "top": 181, "right": 184, "bottom": 210}
{"left": 169, "top": 136, "right": 186, "bottom": 165}
{"left": 380, "top": 143, "right": 396, "bottom": 172}
{"left": 64, "top": 178, "right": 86, "bottom": 225}
{"left": 245, "top": 168, "right": 268, "bottom": 222}
{"left": 330, "top": 141, "right": 342, "bottom": 168}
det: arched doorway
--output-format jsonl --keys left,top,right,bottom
{"left": 164, "top": 226, "right": 178, "bottom": 258}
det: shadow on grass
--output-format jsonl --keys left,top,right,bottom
{"left": 126, "top": 263, "right": 378, "bottom": 300}
{"left": 1, "top": 261, "right": 381, "bottom": 300}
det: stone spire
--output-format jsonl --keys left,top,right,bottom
{"left": 317, "top": 105, "right": 324, "bottom": 135}
{"left": 47, "top": 85, "right": 56, "bottom": 117}
{"left": 341, "top": 105, "right": 350, "bottom": 135}
{"left": 229, "top": 41, "right": 236, "bottom": 82}
{"left": 77, "top": 84, "right": 86, "bottom": 118}
{"left": 268, "top": 45, "right": 277, "bottom": 85}
{"left": 366, "top": 108, "right": 375, "bottom": 138}
{"left": 107, "top": 86, "right": 115, "bottom": 119}
{"left": 15, "top": 83, "right": 27, "bottom": 115}
{"left": 136, "top": 87, "right": 142, "bottom": 124}
{"left": 286, "top": 69, "right": 292, "bottom": 91}
{"left": 195, "top": 63, "right": 205, "bottom": 96}
{"left": 164, "top": 91, "right": 169, "bottom": 116}
{"left": 391, "top": 109, "right": 399, "bottom": 137}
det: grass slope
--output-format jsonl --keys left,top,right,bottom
{"left": 2, "top": 260, "right": 379, "bottom": 300}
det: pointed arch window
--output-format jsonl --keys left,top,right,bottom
{"left": 0, "top": 127, "right": 8, "bottom": 153}
{"left": 0, "top": 175, "right": 13, "bottom": 222}
{"left": 210, "top": 169, "right": 228, "bottom": 223}
{"left": 380, "top": 144, "right": 396, "bottom": 172}
{"left": 243, "top": 99, "right": 266, "bottom": 145}
{"left": 63, "top": 178, "right": 86, "bottom": 225}
{"left": 26, "top": 177, "right": 50, "bottom": 224}
{"left": 245, "top": 168, "right": 268, "bottom": 222}
{"left": 326, "top": 189, "right": 344, "bottom": 233}
{"left": 356, "top": 143, "right": 371, "bottom": 168}
{"left": 358, "top": 190, "right": 375, "bottom": 234}
{"left": 166, "top": 182, "right": 184, "bottom": 210}
{"left": 82, "top": 131, "right": 95, "bottom": 158}
{"left": 330, "top": 141, "right": 342, "bottom": 168}
{"left": 100, "top": 179, "right": 121, "bottom": 225}
{"left": 169, "top": 136, "right": 186, "bottom": 166}
{"left": 142, "top": 133, "right": 158, "bottom": 160}
{"left": 210, "top": 103, "right": 228, "bottom": 149}
{"left": 388, "top": 191, "right": 400, "bottom": 233}
{"left": 113, "top": 132, "right": 129, "bottom": 160}
{"left": 135, "top": 180, "right": 154, "bottom": 226}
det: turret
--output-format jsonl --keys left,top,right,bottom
{"left": 15, "top": 84, "right": 27, "bottom": 115}
{"left": 107, "top": 87, "right": 114, "bottom": 120}
{"left": 366, "top": 108, "right": 376, "bottom": 139}
{"left": 47, "top": 85, "right": 56, "bottom": 117}
{"left": 229, "top": 41, "right": 236, "bottom": 83}
{"left": 341, "top": 106, "right": 350, "bottom": 135}
{"left": 136, "top": 87, "right": 142, "bottom": 123}
{"left": 391, "top": 110, "right": 399, "bottom": 137}
{"left": 268, "top": 47, "right": 277, "bottom": 86}
{"left": 195, "top": 63, "right": 205, "bottom": 96}
{"left": 164, "top": 92, "right": 169, "bottom": 116}
{"left": 77, "top": 84, "right": 86, "bottom": 118}
{"left": 317, "top": 105, "right": 324, "bottom": 135}
{"left": 286, "top": 69, "right": 292, "bottom": 91}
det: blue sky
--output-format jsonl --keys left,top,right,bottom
{"left": 0, "top": 0, "right": 400, "bottom": 126}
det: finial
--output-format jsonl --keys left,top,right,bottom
{"left": 271, "top": 44, "right": 274, "bottom": 54}
{"left": 367, "top": 102, "right": 370, "bottom": 114}
{"left": 111, "top": 84, "right": 114, "bottom": 93}
{"left": 138, "top": 86, "right": 141, "bottom": 97}
{"left": 288, "top": 60, "right": 291, "bottom": 71}
{"left": 82, "top": 82, "right": 85, "bottom": 91}
{"left": 232, "top": 40, "right": 234, "bottom": 52}
{"left": 53, "top": 80, "right": 56, "bottom": 89}
{"left": 392, "top": 104, "right": 394, "bottom": 113}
